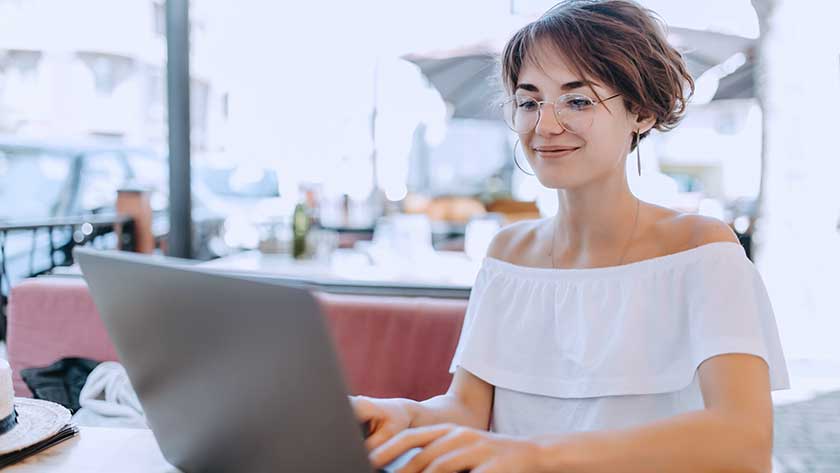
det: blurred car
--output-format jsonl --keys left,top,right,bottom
{"left": 123, "top": 152, "right": 285, "bottom": 258}
{"left": 191, "top": 164, "right": 286, "bottom": 252}
{"left": 0, "top": 137, "right": 179, "bottom": 290}
{"left": 0, "top": 137, "right": 284, "bottom": 291}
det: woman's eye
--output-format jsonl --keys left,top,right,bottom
{"left": 566, "top": 98, "right": 594, "bottom": 110}
{"left": 517, "top": 99, "right": 538, "bottom": 111}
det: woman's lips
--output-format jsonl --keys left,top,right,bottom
{"left": 534, "top": 147, "right": 579, "bottom": 159}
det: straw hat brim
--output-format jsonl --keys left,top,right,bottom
{"left": 0, "top": 398, "right": 71, "bottom": 455}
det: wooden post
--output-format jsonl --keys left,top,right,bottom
{"left": 116, "top": 189, "right": 154, "bottom": 254}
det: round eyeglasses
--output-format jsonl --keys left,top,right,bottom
{"left": 499, "top": 93, "right": 621, "bottom": 134}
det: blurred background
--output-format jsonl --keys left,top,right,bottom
{"left": 0, "top": 0, "right": 838, "bottom": 466}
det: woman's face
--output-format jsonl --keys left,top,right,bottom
{"left": 514, "top": 50, "right": 645, "bottom": 189}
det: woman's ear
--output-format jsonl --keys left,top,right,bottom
{"left": 635, "top": 114, "right": 656, "bottom": 134}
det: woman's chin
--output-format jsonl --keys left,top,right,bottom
{"left": 533, "top": 173, "right": 577, "bottom": 190}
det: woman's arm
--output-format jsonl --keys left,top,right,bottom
{"left": 407, "top": 367, "right": 494, "bottom": 430}
{"left": 404, "top": 227, "right": 515, "bottom": 431}
{"left": 535, "top": 353, "right": 774, "bottom": 473}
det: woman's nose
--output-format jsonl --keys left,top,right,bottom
{"left": 534, "top": 104, "right": 567, "bottom": 137}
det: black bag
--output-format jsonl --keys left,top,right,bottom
{"left": 20, "top": 357, "right": 100, "bottom": 413}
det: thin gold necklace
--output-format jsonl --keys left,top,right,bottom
{"left": 550, "top": 197, "right": 641, "bottom": 269}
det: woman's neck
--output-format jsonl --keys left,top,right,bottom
{"left": 553, "top": 177, "right": 639, "bottom": 254}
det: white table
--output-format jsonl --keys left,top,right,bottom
{"left": 6, "top": 427, "right": 178, "bottom": 473}
{"left": 201, "top": 248, "right": 481, "bottom": 289}
{"left": 4, "top": 425, "right": 794, "bottom": 473}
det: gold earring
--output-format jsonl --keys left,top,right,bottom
{"left": 635, "top": 130, "right": 641, "bottom": 176}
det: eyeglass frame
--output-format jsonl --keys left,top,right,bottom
{"left": 499, "top": 92, "right": 623, "bottom": 134}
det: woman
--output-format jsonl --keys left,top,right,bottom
{"left": 352, "top": 1, "right": 790, "bottom": 472}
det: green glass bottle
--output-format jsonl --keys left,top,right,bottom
{"left": 292, "top": 201, "right": 310, "bottom": 259}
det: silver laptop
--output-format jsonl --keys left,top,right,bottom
{"left": 75, "top": 248, "right": 419, "bottom": 473}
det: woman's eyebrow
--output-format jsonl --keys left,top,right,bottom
{"left": 515, "top": 80, "right": 600, "bottom": 93}
{"left": 515, "top": 83, "right": 540, "bottom": 92}
{"left": 560, "top": 80, "right": 599, "bottom": 92}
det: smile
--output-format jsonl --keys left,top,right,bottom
{"left": 534, "top": 147, "right": 579, "bottom": 159}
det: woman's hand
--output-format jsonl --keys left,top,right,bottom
{"left": 369, "top": 423, "right": 546, "bottom": 473}
{"left": 350, "top": 395, "right": 416, "bottom": 452}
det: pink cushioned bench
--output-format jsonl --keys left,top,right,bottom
{"left": 7, "top": 276, "right": 468, "bottom": 400}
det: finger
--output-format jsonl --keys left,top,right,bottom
{"left": 399, "top": 428, "right": 478, "bottom": 473}
{"left": 423, "top": 443, "right": 490, "bottom": 473}
{"left": 370, "top": 424, "right": 454, "bottom": 468}
{"left": 364, "top": 423, "right": 399, "bottom": 452}
{"left": 350, "top": 396, "right": 377, "bottom": 422}
{"left": 470, "top": 461, "right": 504, "bottom": 473}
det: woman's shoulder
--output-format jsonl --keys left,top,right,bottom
{"left": 485, "top": 217, "right": 550, "bottom": 263}
{"left": 653, "top": 210, "right": 741, "bottom": 252}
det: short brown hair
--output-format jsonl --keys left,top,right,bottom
{"left": 500, "top": 0, "right": 695, "bottom": 148}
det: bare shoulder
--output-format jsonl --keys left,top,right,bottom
{"left": 485, "top": 218, "right": 548, "bottom": 262}
{"left": 657, "top": 212, "right": 740, "bottom": 249}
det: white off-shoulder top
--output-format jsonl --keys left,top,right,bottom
{"left": 448, "top": 241, "right": 790, "bottom": 436}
